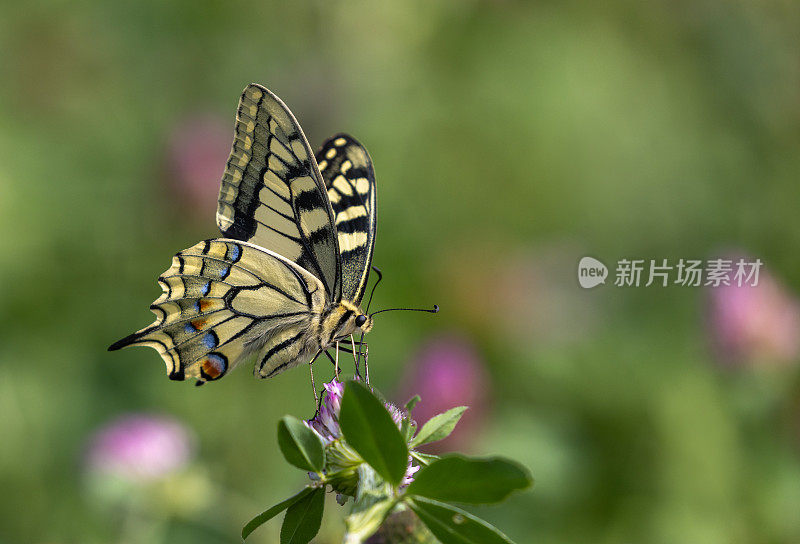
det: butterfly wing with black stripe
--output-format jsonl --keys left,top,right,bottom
{"left": 316, "top": 134, "right": 377, "bottom": 306}
{"left": 108, "top": 239, "right": 327, "bottom": 383}
{"left": 217, "top": 84, "right": 342, "bottom": 300}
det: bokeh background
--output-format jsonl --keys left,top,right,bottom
{"left": 2, "top": 1, "right": 800, "bottom": 542}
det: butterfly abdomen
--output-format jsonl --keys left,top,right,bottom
{"left": 254, "top": 321, "right": 320, "bottom": 378}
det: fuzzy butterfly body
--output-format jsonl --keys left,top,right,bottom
{"left": 110, "top": 84, "right": 376, "bottom": 384}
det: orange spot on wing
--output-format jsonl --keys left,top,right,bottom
{"left": 201, "top": 358, "right": 223, "bottom": 378}
{"left": 191, "top": 318, "right": 207, "bottom": 330}
{"left": 199, "top": 299, "right": 213, "bottom": 312}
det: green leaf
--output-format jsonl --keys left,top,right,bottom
{"left": 406, "top": 455, "right": 532, "bottom": 504}
{"left": 280, "top": 487, "right": 325, "bottom": 544}
{"left": 401, "top": 418, "right": 416, "bottom": 443}
{"left": 344, "top": 465, "right": 397, "bottom": 543}
{"left": 410, "top": 406, "right": 468, "bottom": 448}
{"left": 345, "top": 498, "right": 397, "bottom": 543}
{"left": 405, "top": 395, "right": 421, "bottom": 412}
{"left": 277, "top": 416, "right": 325, "bottom": 472}
{"left": 407, "top": 496, "right": 516, "bottom": 544}
{"left": 242, "top": 487, "right": 313, "bottom": 540}
{"left": 411, "top": 451, "right": 440, "bottom": 466}
{"left": 339, "top": 380, "right": 409, "bottom": 487}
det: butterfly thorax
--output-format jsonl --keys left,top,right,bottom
{"left": 318, "top": 300, "right": 372, "bottom": 348}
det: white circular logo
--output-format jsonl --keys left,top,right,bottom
{"left": 578, "top": 257, "right": 608, "bottom": 289}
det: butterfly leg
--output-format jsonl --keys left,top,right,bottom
{"left": 339, "top": 337, "right": 367, "bottom": 348}
{"left": 362, "top": 343, "right": 370, "bottom": 384}
{"left": 339, "top": 340, "right": 367, "bottom": 347}
{"left": 308, "top": 350, "right": 325, "bottom": 405}
{"left": 335, "top": 344, "right": 368, "bottom": 355}
{"left": 348, "top": 334, "right": 360, "bottom": 378}
{"left": 346, "top": 336, "right": 369, "bottom": 382}
{"left": 344, "top": 336, "right": 370, "bottom": 380}
{"left": 309, "top": 363, "right": 318, "bottom": 404}
{"left": 334, "top": 344, "right": 363, "bottom": 379}
{"left": 323, "top": 349, "right": 338, "bottom": 371}
{"left": 312, "top": 351, "right": 329, "bottom": 417}
{"left": 322, "top": 345, "right": 353, "bottom": 380}
{"left": 335, "top": 341, "right": 340, "bottom": 378}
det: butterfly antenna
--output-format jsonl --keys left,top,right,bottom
{"left": 365, "top": 266, "right": 383, "bottom": 315}
{"left": 370, "top": 305, "right": 440, "bottom": 317}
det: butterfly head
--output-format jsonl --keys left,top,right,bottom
{"left": 341, "top": 301, "right": 372, "bottom": 335}
{"left": 326, "top": 301, "right": 373, "bottom": 344}
{"left": 354, "top": 313, "right": 373, "bottom": 333}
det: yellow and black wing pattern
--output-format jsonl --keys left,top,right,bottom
{"left": 217, "top": 84, "right": 342, "bottom": 300}
{"left": 316, "top": 134, "right": 377, "bottom": 306}
{"left": 109, "top": 239, "right": 326, "bottom": 383}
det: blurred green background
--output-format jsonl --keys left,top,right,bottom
{"left": 2, "top": 1, "right": 800, "bottom": 542}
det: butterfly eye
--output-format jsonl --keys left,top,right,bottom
{"left": 355, "top": 315, "right": 367, "bottom": 327}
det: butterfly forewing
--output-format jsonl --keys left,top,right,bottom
{"left": 217, "top": 84, "right": 341, "bottom": 300}
{"left": 109, "top": 239, "right": 326, "bottom": 383}
{"left": 316, "top": 134, "right": 377, "bottom": 305}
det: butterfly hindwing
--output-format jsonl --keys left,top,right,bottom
{"left": 316, "top": 134, "right": 377, "bottom": 306}
{"left": 217, "top": 84, "right": 342, "bottom": 300}
{"left": 109, "top": 239, "right": 326, "bottom": 383}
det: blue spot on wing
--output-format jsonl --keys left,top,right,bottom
{"left": 208, "top": 353, "right": 226, "bottom": 368}
{"left": 228, "top": 244, "right": 241, "bottom": 262}
{"left": 184, "top": 323, "right": 196, "bottom": 334}
{"left": 220, "top": 265, "right": 230, "bottom": 280}
{"left": 202, "top": 332, "right": 218, "bottom": 349}
{"left": 200, "top": 281, "right": 211, "bottom": 296}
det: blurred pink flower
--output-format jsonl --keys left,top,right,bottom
{"left": 398, "top": 335, "right": 490, "bottom": 452}
{"left": 86, "top": 414, "right": 194, "bottom": 483}
{"left": 166, "top": 114, "right": 231, "bottom": 218}
{"left": 707, "top": 264, "right": 800, "bottom": 367}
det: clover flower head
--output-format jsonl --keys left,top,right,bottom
{"left": 305, "top": 379, "right": 419, "bottom": 495}
{"left": 306, "top": 379, "right": 345, "bottom": 444}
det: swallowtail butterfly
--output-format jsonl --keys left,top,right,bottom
{"left": 110, "top": 84, "right": 377, "bottom": 385}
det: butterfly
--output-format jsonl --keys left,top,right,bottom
{"left": 109, "top": 84, "right": 377, "bottom": 385}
